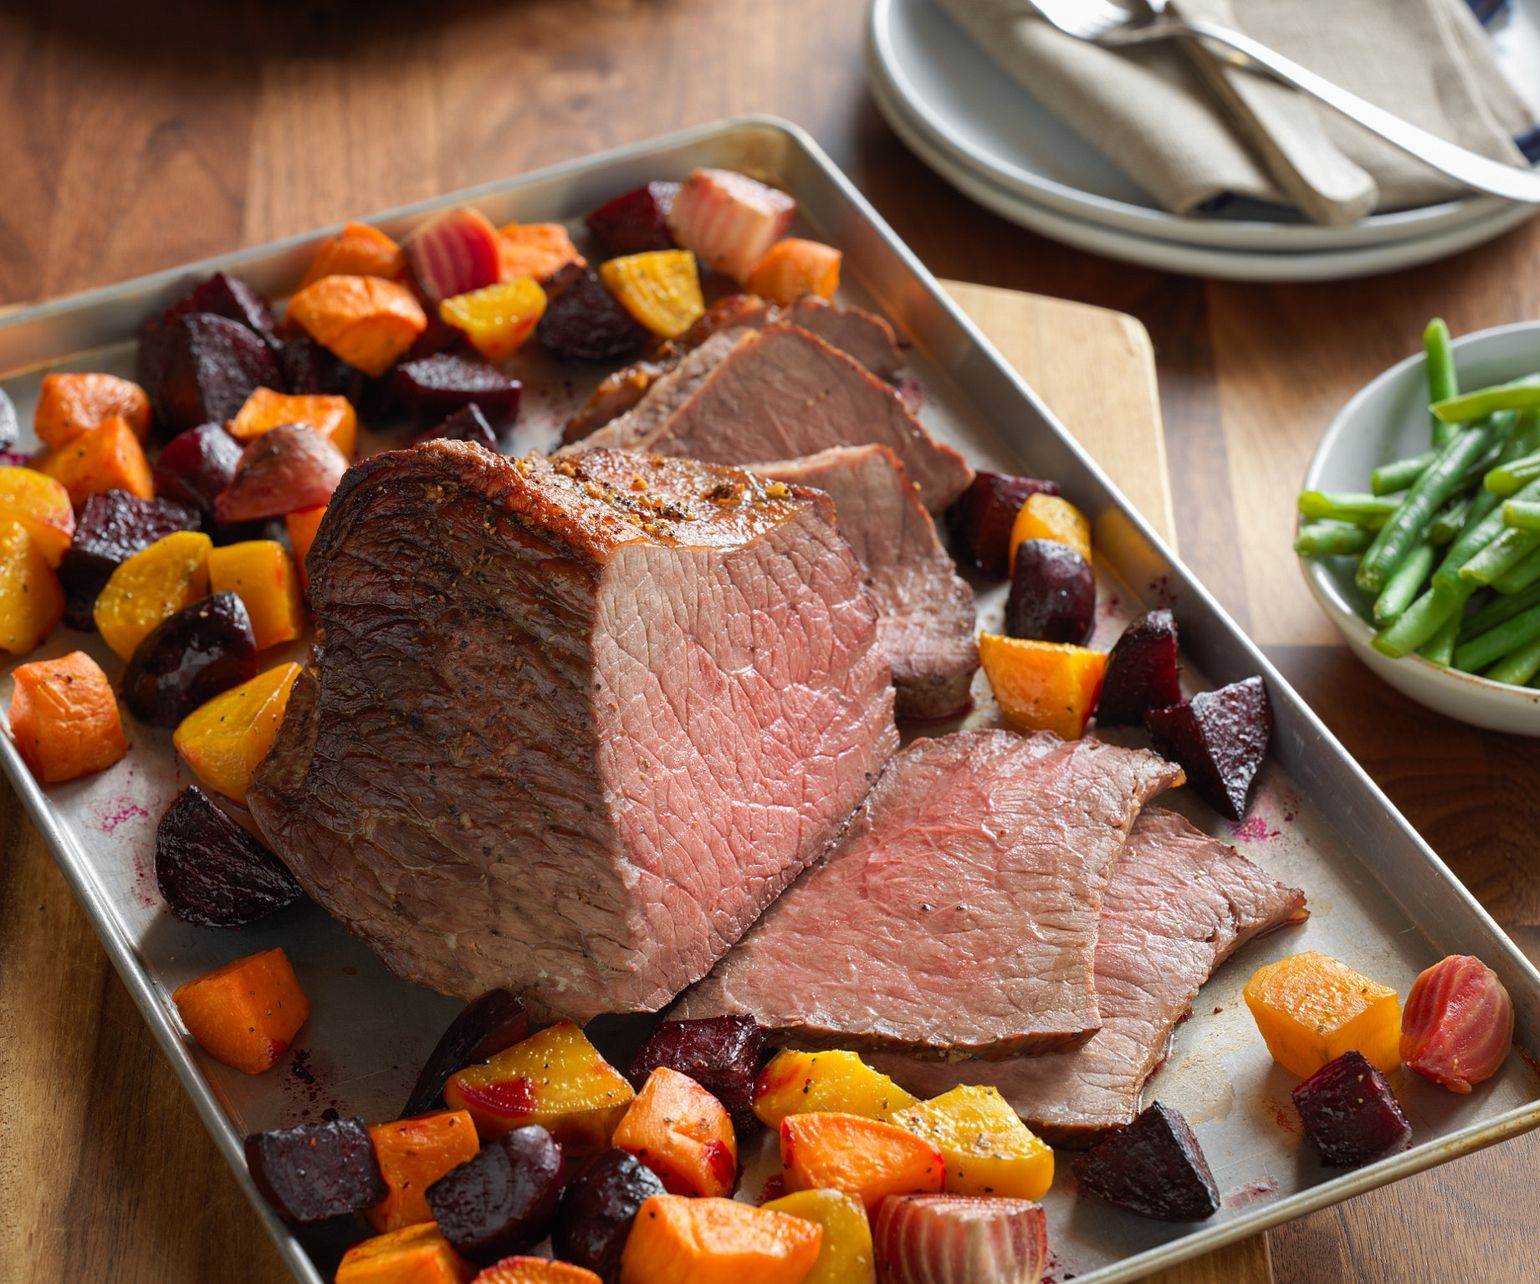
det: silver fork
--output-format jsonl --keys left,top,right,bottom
{"left": 1026, "top": 0, "right": 1540, "bottom": 204}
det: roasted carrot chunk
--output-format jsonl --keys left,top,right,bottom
{"left": 367, "top": 1109, "right": 480, "bottom": 1232}
{"left": 0, "top": 466, "right": 75, "bottom": 567}
{"left": 440, "top": 280, "right": 547, "bottom": 363}
{"left": 287, "top": 274, "right": 427, "bottom": 377}
{"left": 337, "top": 1222, "right": 475, "bottom": 1284}
{"left": 0, "top": 519, "right": 64, "bottom": 655}
{"left": 619, "top": 1194, "right": 822, "bottom": 1284}
{"left": 172, "top": 946, "right": 309, "bottom": 1075}
{"left": 9, "top": 651, "right": 127, "bottom": 783}
{"left": 780, "top": 1112, "right": 943, "bottom": 1220}
{"left": 497, "top": 222, "right": 584, "bottom": 283}
{"left": 34, "top": 372, "right": 151, "bottom": 447}
{"left": 744, "top": 239, "right": 841, "bottom": 306}
{"left": 286, "top": 505, "right": 326, "bottom": 591}
{"left": 301, "top": 222, "right": 406, "bottom": 288}
{"left": 93, "top": 530, "right": 213, "bottom": 660}
{"left": 34, "top": 415, "right": 154, "bottom": 507}
{"left": 472, "top": 1257, "right": 600, "bottom": 1283}
{"left": 613, "top": 1066, "right": 737, "bottom": 1197}
{"left": 978, "top": 634, "right": 1107, "bottom": 740}
{"left": 1009, "top": 493, "right": 1091, "bottom": 569}
{"left": 1245, "top": 951, "right": 1402, "bottom": 1078}
{"left": 228, "top": 387, "right": 358, "bottom": 456}
{"left": 207, "top": 539, "right": 305, "bottom": 649}
{"left": 171, "top": 661, "right": 301, "bottom": 802}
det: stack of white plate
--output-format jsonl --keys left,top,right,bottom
{"left": 866, "top": 0, "right": 1540, "bottom": 281}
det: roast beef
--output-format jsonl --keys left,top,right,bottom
{"left": 673, "top": 729, "right": 1183, "bottom": 1057}
{"left": 870, "top": 808, "right": 1308, "bottom": 1144}
{"left": 248, "top": 441, "right": 899, "bottom": 1022}
{"left": 570, "top": 325, "right": 972, "bottom": 512}
{"left": 758, "top": 445, "right": 977, "bottom": 720}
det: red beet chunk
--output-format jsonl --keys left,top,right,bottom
{"left": 405, "top": 208, "right": 503, "bottom": 304}
{"left": 279, "top": 334, "right": 364, "bottom": 400}
{"left": 1004, "top": 539, "right": 1095, "bottom": 644}
{"left": 1144, "top": 676, "right": 1272, "bottom": 822}
{"left": 426, "top": 1125, "right": 566, "bottom": 1266}
{"left": 122, "top": 592, "right": 259, "bottom": 727}
{"left": 946, "top": 472, "right": 1063, "bottom": 577}
{"left": 1293, "top": 1050, "right": 1412, "bottom": 1168}
{"left": 163, "top": 271, "right": 278, "bottom": 347}
{"left": 1073, "top": 1101, "right": 1219, "bottom": 1221}
{"left": 245, "top": 1117, "right": 385, "bottom": 1225}
{"left": 402, "top": 989, "right": 531, "bottom": 1117}
{"left": 57, "top": 490, "right": 202, "bottom": 630}
{"left": 156, "top": 313, "right": 282, "bottom": 434}
{"left": 216, "top": 423, "right": 348, "bottom": 524}
{"left": 0, "top": 388, "right": 17, "bottom": 452}
{"left": 585, "top": 182, "right": 679, "bottom": 257}
{"left": 1098, "top": 610, "right": 1181, "bottom": 726}
{"left": 154, "top": 422, "right": 245, "bottom": 517}
{"left": 393, "top": 354, "right": 523, "bottom": 432}
{"left": 627, "top": 1015, "right": 765, "bottom": 1135}
{"left": 551, "top": 1148, "right": 665, "bottom": 1283}
{"left": 417, "top": 405, "right": 498, "bottom": 453}
{"left": 156, "top": 784, "right": 303, "bottom": 926}
{"left": 537, "top": 264, "right": 648, "bottom": 363}
{"left": 875, "top": 1193, "right": 1048, "bottom": 1284}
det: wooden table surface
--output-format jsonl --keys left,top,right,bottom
{"left": 2, "top": 1, "right": 1539, "bottom": 1281}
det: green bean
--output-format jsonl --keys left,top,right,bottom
{"left": 1372, "top": 581, "right": 1469, "bottom": 658}
{"left": 1433, "top": 374, "right": 1540, "bottom": 425}
{"left": 1425, "top": 319, "right": 1460, "bottom": 447}
{"left": 1421, "top": 612, "right": 1462, "bottom": 667}
{"left": 1430, "top": 496, "right": 1471, "bottom": 544}
{"left": 1486, "top": 636, "right": 1540, "bottom": 687}
{"left": 1460, "top": 526, "right": 1540, "bottom": 586}
{"left": 1462, "top": 582, "right": 1540, "bottom": 638}
{"left": 1484, "top": 451, "right": 1540, "bottom": 496}
{"left": 1293, "top": 523, "right": 1374, "bottom": 557}
{"left": 1431, "top": 461, "right": 1540, "bottom": 592}
{"left": 1372, "top": 540, "right": 1435, "bottom": 624}
{"left": 1297, "top": 492, "right": 1398, "bottom": 525}
{"left": 1504, "top": 500, "right": 1540, "bottom": 532}
{"left": 1453, "top": 601, "right": 1540, "bottom": 672}
{"left": 1372, "top": 450, "right": 1436, "bottom": 496}
{"left": 1494, "top": 546, "right": 1540, "bottom": 595}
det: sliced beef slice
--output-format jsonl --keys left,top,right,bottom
{"left": 248, "top": 442, "right": 898, "bottom": 1022}
{"left": 674, "top": 729, "right": 1183, "bottom": 1057}
{"left": 758, "top": 445, "right": 977, "bottom": 720}
{"left": 869, "top": 808, "right": 1307, "bottom": 1144}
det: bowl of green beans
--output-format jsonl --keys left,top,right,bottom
{"left": 1297, "top": 318, "right": 1540, "bottom": 735}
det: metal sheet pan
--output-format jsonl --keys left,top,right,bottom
{"left": 1, "top": 116, "right": 1536, "bottom": 1284}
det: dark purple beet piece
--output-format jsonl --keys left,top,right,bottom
{"left": 153, "top": 422, "right": 245, "bottom": 517}
{"left": 946, "top": 472, "right": 1063, "bottom": 577}
{"left": 156, "top": 784, "right": 303, "bottom": 926}
{"left": 552, "top": 1148, "right": 665, "bottom": 1283}
{"left": 416, "top": 404, "right": 497, "bottom": 453}
{"left": 393, "top": 353, "right": 522, "bottom": 432}
{"left": 537, "top": 263, "right": 648, "bottom": 362}
{"left": 627, "top": 1015, "right": 764, "bottom": 1135}
{"left": 1073, "top": 1101, "right": 1219, "bottom": 1221}
{"left": 157, "top": 313, "right": 282, "bottom": 434}
{"left": 1144, "top": 676, "right": 1272, "bottom": 822}
{"left": 137, "top": 314, "right": 171, "bottom": 426}
{"left": 585, "top": 182, "right": 679, "bottom": 257}
{"left": 163, "top": 271, "right": 278, "bottom": 347}
{"left": 1004, "top": 539, "right": 1095, "bottom": 644}
{"left": 1097, "top": 609, "right": 1181, "bottom": 726}
{"left": 57, "top": 491, "right": 202, "bottom": 630}
{"left": 122, "top": 592, "right": 258, "bottom": 727}
{"left": 245, "top": 1117, "right": 385, "bottom": 1225}
{"left": 1293, "top": 1050, "right": 1412, "bottom": 1168}
{"left": 426, "top": 1125, "right": 566, "bottom": 1266}
{"left": 401, "top": 989, "right": 531, "bottom": 1117}
{"left": 279, "top": 334, "right": 363, "bottom": 400}
{"left": 0, "top": 388, "right": 17, "bottom": 452}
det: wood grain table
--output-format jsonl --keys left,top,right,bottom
{"left": 3, "top": 2, "right": 1539, "bottom": 1281}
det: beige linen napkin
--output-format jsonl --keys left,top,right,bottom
{"left": 936, "top": 0, "right": 1536, "bottom": 218}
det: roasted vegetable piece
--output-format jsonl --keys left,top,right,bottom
{"left": 612, "top": 1067, "right": 737, "bottom": 1198}
{"left": 122, "top": 591, "right": 259, "bottom": 726}
{"left": 1292, "top": 1050, "right": 1412, "bottom": 1167}
{"left": 163, "top": 271, "right": 279, "bottom": 347}
{"left": 426, "top": 1124, "right": 566, "bottom": 1265}
{"left": 336, "top": 1222, "right": 475, "bottom": 1284}
{"left": 667, "top": 168, "right": 797, "bottom": 282}
{"left": 978, "top": 633, "right": 1107, "bottom": 739}
{"left": 403, "top": 990, "right": 532, "bottom": 1118}
{"left": 394, "top": 354, "right": 524, "bottom": 432}
{"left": 155, "top": 783, "right": 301, "bottom": 925}
{"left": 946, "top": 473, "right": 1062, "bottom": 577}
{"left": 0, "top": 388, "right": 17, "bottom": 451}
{"left": 743, "top": 239, "right": 841, "bottom": 305}
{"left": 0, "top": 520, "right": 65, "bottom": 654}
{"left": 286, "top": 275, "right": 428, "bottom": 377}
{"left": 245, "top": 1117, "right": 387, "bottom": 1225}
{"left": 497, "top": 222, "right": 584, "bottom": 283}
{"left": 536, "top": 264, "right": 648, "bottom": 363}
{"left": 1003, "top": 539, "right": 1095, "bottom": 644}
{"left": 1073, "top": 1101, "right": 1218, "bottom": 1221}
{"left": 34, "top": 414, "right": 155, "bottom": 506}
{"left": 172, "top": 946, "right": 309, "bottom": 1074}
{"left": 156, "top": 312, "right": 283, "bottom": 434}
{"left": 152, "top": 423, "right": 245, "bottom": 516}
{"left": 172, "top": 660, "right": 301, "bottom": 803}
{"left": 874, "top": 1193, "right": 1048, "bottom": 1284}
{"left": 227, "top": 387, "right": 357, "bottom": 456}
{"left": 93, "top": 529, "right": 212, "bottom": 660}
{"left": 406, "top": 208, "right": 505, "bottom": 304}
{"left": 1244, "top": 950, "right": 1402, "bottom": 1078}
{"left": 215, "top": 422, "right": 348, "bottom": 524}
{"left": 418, "top": 405, "right": 497, "bottom": 452}
{"left": 891, "top": 1086, "right": 1053, "bottom": 1201}
{"left": 1096, "top": 609, "right": 1181, "bottom": 726}
{"left": 618, "top": 1195, "right": 822, "bottom": 1284}
{"left": 444, "top": 1021, "right": 636, "bottom": 1153}
{"left": 280, "top": 333, "right": 365, "bottom": 399}
{"left": 585, "top": 183, "right": 679, "bottom": 257}
{"left": 206, "top": 540, "right": 304, "bottom": 650}
{"left": 0, "top": 464, "right": 77, "bottom": 566}
{"left": 599, "top": 251, "right": 704, "bottom": 340}
{"left": 753, "top": 1049, "right": 917, "bottom": 1128}
{"left": 474, "top": 1260, "right": 600, "bottom": 1284}
{"left": 1400, "top": 954, "right": 1514, "bottom": 1093}
{"left": 369, "top": 1109, "right": 481, "bottom": 1233}
{"left": 302, "top": 222, "right": 406, "bottom": 287}
{"left": 286, "top": 505, "right": 327, "bottom": 593}
{"left": 628, "top": 1016, "right": 763, "bottom": 1136}
{"left": 1008, "top": 492, "right": 1091, "bottom": 569}
{"left": 34, "top": 372, "right": 151, "bottom": 447}
{"left": 57, "top": 490, "right": 200, "bottom": 629}
{"left": 1144, "top": 676, "right": 1272, "bottom": 821}
{"left": 762, "top": 1188, "right": 875, "bottom": 1284}
{"left": 8, "top": 651, "right": 126, "bottom": 782}
{"left": 780, "top": 1112, "right": 944, "bottom": 1219}
{"left": 550, "top": 1149, "right": 664, "bottom": 1284}
{"left": 441, "top": 280, "right": 548, "bottom": 363}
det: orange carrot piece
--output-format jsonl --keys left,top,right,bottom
{"left": 337, "top": 1222, "right": 475, "bottom": 1284}
{"left": 286, "top": 505, "right": 326, "bottom": 591}
{"left": 473, "top": 1258, "right": 601, "bottom": 1284}
{"left": 9, "top": 651, "right": 127, "bottom": 783}
{"left": 207, "top": 539, "right": 305, "bottom": 649}
{"left": 780, "top": 1112, "right": 944, "bottom": 1220}
{"left": 228, "top": 387, "right": 358, "bottom": 456}
{"left": 367, "top": 1110, "right": 480, "bottom": 1232}
{"left": 301, "top": 222, "right": 406, "bottom": 288}
{"left": 34, "top": 415, "right": 154, "bottom": 506}
{"left": 0, "top": 466, "right": 75, "bottom": 567}
{"left": 744, "top": 239, "right": 842, "bottom": 306}
{"left": 286, "top": 274, "right": 427, "bottom": 377}
{"left": 0, "top": 519, "right": 64, "bottom": 654}
{"left": 497, "top": 222, "right": 584, "bottom": 283}
{"left": 34, "top": 372, "right": 152, "bottom": 447}
{"left": 613, "top": 1066, "right": 738, "bottom": 1198}
{"left": 619, "top": 1195, "right": 822, "bottom": 1284}
{"left": 172, "top": 947, "right": 310, "bottom": 1075}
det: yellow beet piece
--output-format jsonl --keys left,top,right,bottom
{"left": 752, "top": 1049, "right": 918, "bottom": 1128}
{"left": 93, "top": 530, "right": 213, "bottom": 660}
{"left": 207, "top": 540, "right": 305, "bottom": 650}
{"left": 1244, "top": 950, "right": 1402, "bottom": 1078}
{"left": 440, "top": 279, "right": 547, "bottom": 363}
{"left": 228, "top": 387, "right": 358, "bottom": 457}
{"left": 891, "top": 1085, "right": 1054, "bottom": 1200}
{"left": 0, "top": 520, "right": 64, "bottom": 656}
{"left": 172, "top": 662, "right": 301, "bottom": 803}
{"left": 978, "top": 633, "right": 1107, "bottom": 740}
{"left": 762, "top": 1188, "right": 874, "bottom": 1284}
{"left": 599, "top": 250, "right": 704, "bottom": 339}
{"left": 0, "top": 465, "right": 76, "bottom": 567}
{"left": 1009, "top": 493, "right": 1091, "bottom": 569}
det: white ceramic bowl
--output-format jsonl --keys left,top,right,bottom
{"left": 1299, "top": 321, "right": 1540, "bottom": 736}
